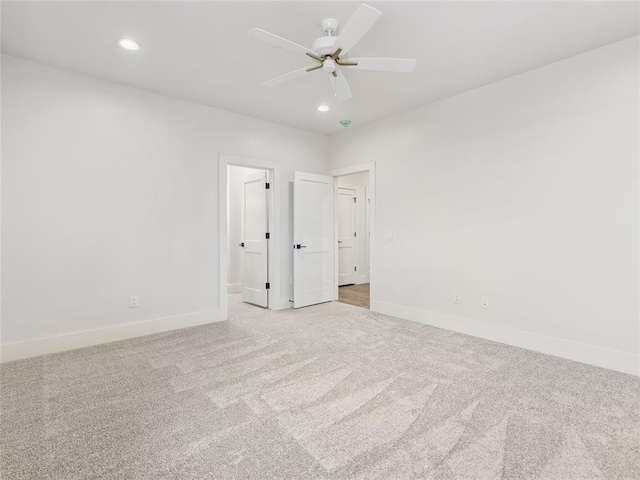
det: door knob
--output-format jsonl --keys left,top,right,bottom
{"left": 239, "top": 242, "right": 245, "bottom": 247}
{"left": 295, "top": 244, "right": 307, "bottom": 249}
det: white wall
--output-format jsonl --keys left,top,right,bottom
{"left": 1, "top": 55, "right": 328, "bottom": 359}
{"left": 330, "top": 37, "right": 640, "bottom": 375}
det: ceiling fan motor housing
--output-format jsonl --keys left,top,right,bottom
{"left": 312, "top": 35, "right": 338, "bottom": 57}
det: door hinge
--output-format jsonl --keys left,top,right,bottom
{"left": 354, "top": 232, "right": 357, "bottom": 237}
{"left": 265, "top": 183, "right": 270, "bottom": 189}
{"left": 265, "top": 232, "right": 270, "bottom": 239}
{"left": 354, "top": 197, "right": 357, "bottom": 203}
{"left": 265, "top": 282, "right": 270, "bottom": 290}
{"left": 354, "top": 266, "right": 357, "bottom": 271}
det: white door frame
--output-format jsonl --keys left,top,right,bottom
{"left": 219, "top": 154, "right": 281, "bottom": 320}
{"left": 328, "top": 162, "right": 376, "bottom": 310}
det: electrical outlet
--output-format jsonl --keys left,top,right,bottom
{"left": 481, "top": 296, "right": 489, "bottom": 309}
{"left": 129, "top": 295, "right": 139, "bottom": 308}
{"left": 453, "top": 291, "right": 461, "bottom": 304}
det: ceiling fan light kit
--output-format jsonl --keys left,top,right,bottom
{"left": 248, "top": 3, "right": 417, "bottom": 100}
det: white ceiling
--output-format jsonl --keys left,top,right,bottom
{"left": 2, "top": 1, "right": 638, "bottom": 135}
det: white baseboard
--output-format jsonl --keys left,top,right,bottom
{"left": 374, "top": 301, "right": 639, "bottom": 377}
{"left": 1, "top": 309, "right": 224, "bottom": 363}
{"left": 227, "top": 283, "right": 241, "bottom": 294}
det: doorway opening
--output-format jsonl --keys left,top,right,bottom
{"left": 330, "top": 164, "right": 375, "bottom": 310}
{"left": 219, "top": 154, "right": 282, "bottom": 320}
{"left": 227, "top": 165, "right": 271, "bottom": 308}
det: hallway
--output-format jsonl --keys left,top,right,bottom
{"left": 338, "top": 283, "right": 370, "bottom": 309}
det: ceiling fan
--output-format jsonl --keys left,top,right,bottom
{"left": 248, "top": 3, "right": 417, "bottom": 100}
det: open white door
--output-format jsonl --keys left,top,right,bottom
{"left": 240, "top": 170, "right": 269, "bottom": 307}
{"left": 337, "top": 187, "right": 356, "bottom": 286}
{"left": 293, "top": 171, "right": 334, "bottom": 308}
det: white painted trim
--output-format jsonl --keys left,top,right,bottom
{"left": 329, "top": 163, "right": 376, "bottom": 304}
{"left": 1, "top": 309, "right": 223, "bottom": 362}
{"left": 219, "top": 154, "right": 282, "bottom": 321}
{"left": 227, "top": 283, "right": 241, "bottom": 294}
{"left": 375, "top": 301, "right": 639, "bottom": 377}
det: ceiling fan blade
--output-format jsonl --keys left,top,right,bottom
{"left": 329, "top": 71, "right": 353, "bottom": 100}
{"left": 334, "top": 4, "right": 381, "bottom": 56}
{"left": 262, "top": 67, "right": 310, "bottom": 87}
{"left": 346, "top": 57, "right": 417, "bottom": 72}
{"left": 248, "top": 28, "right": 316, "bottom": 57}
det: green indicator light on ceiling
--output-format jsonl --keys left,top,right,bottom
{"left": 340, "top": 120, "right": 352, "bottom": 127}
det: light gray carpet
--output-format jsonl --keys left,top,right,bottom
{"left": 1, "top": 299, "right": 639, "bottom": 479}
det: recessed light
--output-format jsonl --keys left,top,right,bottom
{"left": 317, "top": 105, "right": 330, "bottom": 112}
{"left": 117, "top": 38, "right": 141, "bottom": 51}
